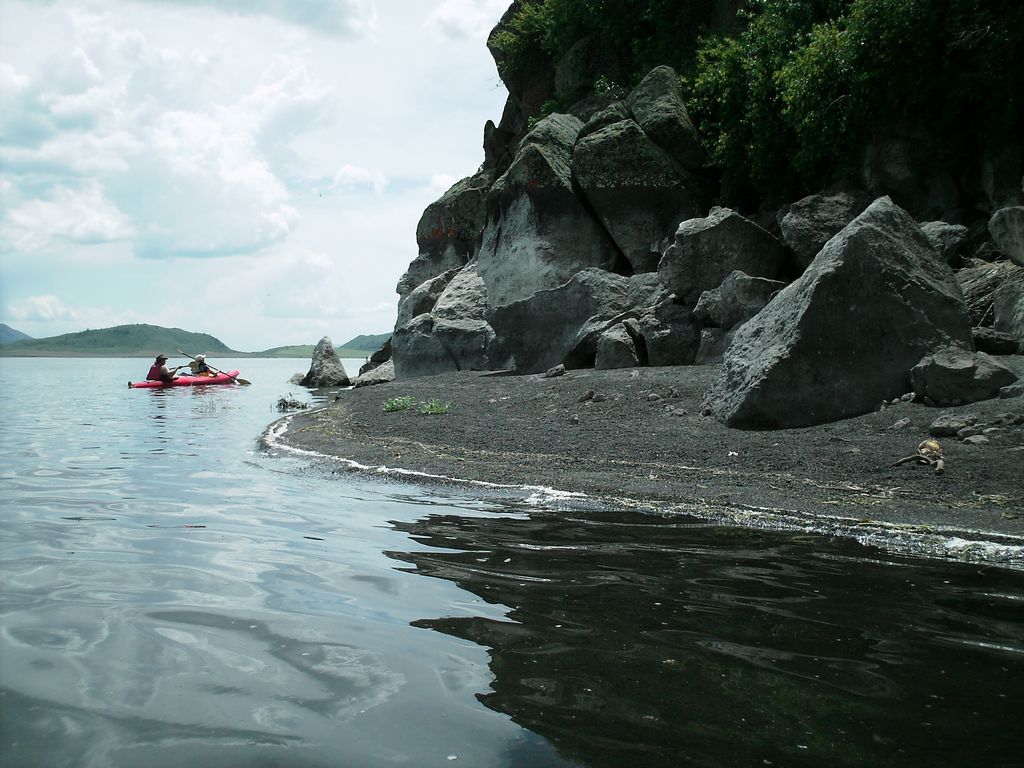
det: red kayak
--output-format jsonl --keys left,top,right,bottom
{"left": 129, "top": 370, "right": 241, "bottom": 389}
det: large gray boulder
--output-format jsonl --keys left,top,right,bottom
{"left": 972, "top": 327, "right": 1019, "bottom": 356}
{"left": 705, "top": 197, "right": 973, "bottom": 428}
{"left": 353, "top": 359, "right": 395, "bottom": 388}
{"left": 658, "top": 207, "right": 788, "bottom": 308}
{"left": 625, "top": 65, "right": 704, "bottom": 171}
{"left": 910, "top": 347, "right": 1018, "bottom": 406}
{"left": 300, "top": 336, "right": 350, "bottom": 387}
{"left": 393, "top": 264, "right": 495, "bottom": 379}
{"left": 489, "top": 269, "right": 666, "bottom": 373}
{"left": 919, "top": 221, "right": 969, "bottom": 266}
{"left": 573, "top": 119, "right": 702, "bottom": 273}
{"left": 994, "top": 277, "right": 1024, "bottom": 345}
{"left": 578, "top": 101, "right": 632, "bottom": 142}
{"left": 989, "top": 206, "right": 1024, "bottom": 267}
{"left": 634, "top": 298, "right": 701, "bottom": 366}
{"left": 595, "top": 323, "right": 640, "bottom": 370}
{"left": 433, "top": 262, "right": 489, "bottom": 321}
{"left": 396, "top": 170, "right": 494, "bottom": 298}
{"left": 778, "top": 182, "right": 873, "bottom": 269}
{"left": 693, "top": 270, "right": 786, "bottom": 330}
{"left": 393, "top": 313, "right": 495, "bottom": 379}
{"left": 476, "top": 113, "right": 622, "bottom": 306}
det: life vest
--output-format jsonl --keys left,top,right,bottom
{"left": 147, "top": 364, "right": 163, "bottom": 381}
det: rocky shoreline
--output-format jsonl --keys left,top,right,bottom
{"left": 266, "top": 362, "right": 1024, "bottom": 569}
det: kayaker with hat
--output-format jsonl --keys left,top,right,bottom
{"left": 146, "top": 354, "right": 183, "bottom": 383}
{"left": 188, "top": 354, "right": 215, "bottom": 377}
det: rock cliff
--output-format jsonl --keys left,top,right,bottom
{"left": 378, "top": 4, "right": 1022, "bottom": 429}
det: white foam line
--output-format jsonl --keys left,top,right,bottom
{"left": 657, "top": 499, "right": 1024, "bottom": 569}
{"left": 262, "top": 413, "right": 588, "bottom": 505}
{"left": 263, "top": 414, "right": 1024, "bottom": 569}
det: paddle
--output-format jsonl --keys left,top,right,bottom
{"left": 177, "top": 351, "right": 251, "bottom": 385}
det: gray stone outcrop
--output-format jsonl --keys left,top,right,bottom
{"left": 300, "top": 336, "right": 350, "bottom": 387}
{"left": 476, "top": 113, "right": 622, "bottom": 307}
{"left": 910, "top": 347, "right": 1018, "bottom": 406}
{"left": 705, "top": 197, "right": 973, "bottom": 428}
{"left": 488, "top": 269, "right": 666, "bottom": 373}
{"left": 397, "top": 170, "right": 493, "bottom": 298}
{"left": 693, "top": 270, "right": 786, "bottom": 330}
{"left": 393, "top": 264, "right": 495, "bottom": 379}
{"left": 396, "top": 269, "right": 458, "bottom": 330}
{"left": 989, "top": 206, "right": 1024, "bottom": 267}
{"left": 658, "top": 207, "right": 788, "bottom": 308}
{"left": 573, "top": 119, "right": 702, "bottom": 273}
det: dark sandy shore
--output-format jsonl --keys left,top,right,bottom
{"left": 264, "top": 362, "right": 1024, "bottom": 567}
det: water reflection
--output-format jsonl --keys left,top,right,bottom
{"left": 4, "top": 358, "right": 1022, "bottom": 768}
{"left": 389, "top": 507, "right": 1024, "bottom": 768}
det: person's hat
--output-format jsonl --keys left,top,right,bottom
{"left": 156, "top": 353, "right": 168, "bottom": 361}
{"left": 195, "top": 354, "right": 205, "bottom": 361}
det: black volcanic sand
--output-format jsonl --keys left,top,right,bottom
{"left": 265, "top": 362, "right": 1024, "bottom": 567}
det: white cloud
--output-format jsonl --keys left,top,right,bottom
{"left": 8, "top": 295, "right": 76, "bottom": 322}
{"left": 330, "top": 164, "right": 389, "bottom": 194}
{"left": 7, "top": 294, "right": 137, "bottom": 330}
{"left": 0, "top": 8, "right": 330, "bottom": 259}
{"left": 0, "top": 181, "right": 134, "bottom": 252}
{"left": 426, "top": 0, "right": 509, "bottom": 41}
{"left": 142, "top": 0, "right": 378, "bottom": 38}
{"left": 0, "top": 0, "right": 510, "bottom": 349}
{"left": 125, "top": 109, "right": 299, "bottom": 257}
{"left": 427, "top": 173, "right": 458, "bottom": 196}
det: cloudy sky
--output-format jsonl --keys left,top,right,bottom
{"left": 0, "top": 0, "right": 510, "bottom": 351}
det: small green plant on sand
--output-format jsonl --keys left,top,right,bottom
{"left": 418, "top": 399, "right": 453, "bottom": 415}
{"left": 383, "top": 396, "right": 416, "bottom": 412}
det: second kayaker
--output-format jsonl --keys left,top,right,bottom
{"left": 189, "top": 354, "right": 215, "bottom": 377}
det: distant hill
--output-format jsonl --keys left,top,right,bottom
{"left": 343, "top": 333, "right": 391, "bottom": 351}
{"left": 0, "top": 324, "right": 393, "bottom": 358}
{"left": 0, "top": 323, "right": 32, "bottom": 344}
{"left": 0, "top": 324, "right": 236, "bottom": 357}
{"left": 253, "top": 334, "right": 392, "bottom": 359}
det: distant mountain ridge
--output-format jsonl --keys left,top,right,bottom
{"left": 0, "top": 323, "right": 390, "bottom": 358}
{"left": 0, "top": 323, "right": 32, "bottom": 344}
{"left": 0, "top": 324, "right": 234, "bottom": 358}
{"left": 256, "top": 333, "right": 391, "bottom": 359}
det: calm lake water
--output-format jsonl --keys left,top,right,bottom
{"left": 1, "top": 357, "right": 1022, "bottom": 768}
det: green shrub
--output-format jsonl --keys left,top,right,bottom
{"left": 418, "top": 399, "right": 453, "bottom": 415}
{"left": 382, "top": 396, "right": 416, "bottom": 413}
{"left": 492, "top": 0, "right": 1024, "bottom": 208}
